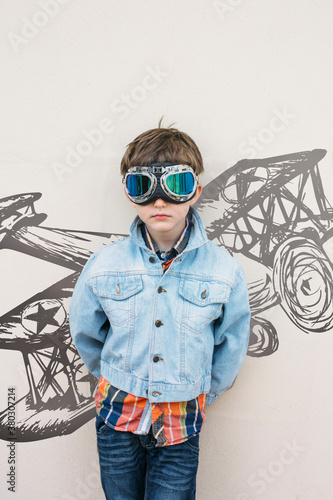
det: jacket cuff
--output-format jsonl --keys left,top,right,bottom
{"left": 206, "top": 394, "right": 217, "bottom": 405}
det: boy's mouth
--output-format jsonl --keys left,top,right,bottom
{"left": 153, "top": 214, "right": 170, "bottom": 219}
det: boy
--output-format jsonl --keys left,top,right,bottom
{"left": 69, "top": 122, "right": 251, "bottom": 500}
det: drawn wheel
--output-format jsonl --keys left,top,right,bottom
{"left": 24, "top": 345, "right": 78, "bottom": 406}
{"left": 24, "top": 338, "right": 95, "bottom": 407}
{"left": 273, "top": 237, "right": 333, "bottom": 332}
{"left": 73, "top": 361, "right": 97, "bottom": 400}
{"left": 247, "top": 316, "right": 278, "bottom": 357}
{"left": 30, "top": 348, "right": 70, "bottom": 403}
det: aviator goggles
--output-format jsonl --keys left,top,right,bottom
{"left": 123, "top": 163, "right": 199, "bottom": 205}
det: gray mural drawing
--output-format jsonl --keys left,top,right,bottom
{"left": 0, "top": 148, "right": 332, "bottom": 441}
{"left": 196, "top": 148, "right": 333, "bottom": 355}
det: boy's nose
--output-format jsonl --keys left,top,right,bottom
{"left": 153, "top": 198, "right": 167, "bottom": 207}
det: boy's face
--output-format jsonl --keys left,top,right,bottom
{"left": 124, "top": 184, "right": 202, "bottom": 241}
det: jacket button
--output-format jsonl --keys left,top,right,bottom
{"left": 153, "top": 356, "right": 160, "bottom": 362}
{"left": 146, "top": 390, "right": 149, "bottom": 395}
{"left": 152, "top": 391, "right": 162, "bottom": 397}
{"left": 149, "top": 256, "right": 155, "bottom": 263}
{"left": 157, "top": 286, "right": 165, "bottom": 293}
{"left": 155, "top": 320, "right": 163, "bottom": 327}
{"left": 201, "top": 290, "right": 207, "bottom": 299}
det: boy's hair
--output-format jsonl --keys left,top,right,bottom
{"left": 120, "top": 117, "right": 204, "bottom": 175}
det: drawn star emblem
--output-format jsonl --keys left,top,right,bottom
{"left": 22, "top": 299, "right": 66, "bottom": 335}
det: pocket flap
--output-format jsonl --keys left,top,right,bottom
{"left": 91, "top": 275, "right": 143, "bottom": 300}
{"left": 179, "top": 280, "right": 231, "bottom": 306}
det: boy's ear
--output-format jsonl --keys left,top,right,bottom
{"left": 189, "top": 184, "right": 202, "bottom": 205}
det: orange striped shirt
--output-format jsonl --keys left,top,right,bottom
{"left": 95, "top": 377, "right": 206, "bottom": 447}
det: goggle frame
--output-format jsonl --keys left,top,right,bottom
{"left": 123, "top": 164, "right": 199, "bottom": 204}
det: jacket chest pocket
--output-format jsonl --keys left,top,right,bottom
{"left": 91, "top": 275, "right": 143, "bottom": 327}
{"left": 178, "top": 280, "right": 231, "bottom": 333}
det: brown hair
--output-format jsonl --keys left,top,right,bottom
{"left": 120, "top": 117, "right": 204, "bottom": 175}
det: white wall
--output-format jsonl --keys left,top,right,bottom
{"left": 1, "top": 1, "right": 333, "bottom": 499}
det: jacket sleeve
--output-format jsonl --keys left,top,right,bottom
{"left": 69, "top": 253, "right": 109, "bottom": 380}
{"left": 206, "top": 265, "right": 251, "bottom": 405}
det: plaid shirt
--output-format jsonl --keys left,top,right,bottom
{"left": 95, "top": 214, "right": 207, "bottom": 446}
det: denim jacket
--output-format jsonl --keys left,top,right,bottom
{"left": 69, "top": 207, "right": 251, "bottom": 405}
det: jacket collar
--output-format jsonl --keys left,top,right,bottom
{"left": 129, "top": 206, "right": 208, "bottom": 252}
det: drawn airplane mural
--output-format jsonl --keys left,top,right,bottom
{"left": 0, "top": 148, "right": 332, "bottom": 442}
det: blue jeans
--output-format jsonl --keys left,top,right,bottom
{"left": 96, "top": 414, "right": 200, "bottom": 500}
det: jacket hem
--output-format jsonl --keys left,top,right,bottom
{"left": 100, "top": 361, "right": 212, "bottom": 403}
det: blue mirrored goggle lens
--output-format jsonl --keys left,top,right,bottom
{"left": 165, "top": 172, "right": 195, "bottom": 195}
{"left": 126, "top": 174, "right": 151, "bottom": 197}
